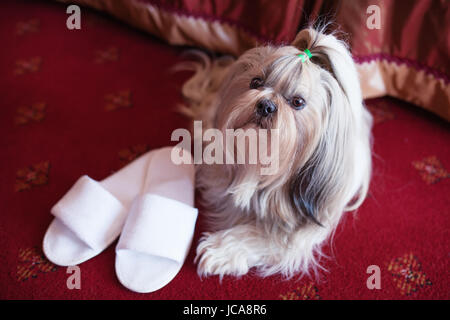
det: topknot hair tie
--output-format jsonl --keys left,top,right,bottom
{"left": 297, "top": 49, "right": 312, "bottom": 62}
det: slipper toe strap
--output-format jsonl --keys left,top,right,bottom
{"left": 117, "top": 194, "right": 198, "bottom": 264}
{"left": 51, "top": 175, "right": 127, "bottom": 251}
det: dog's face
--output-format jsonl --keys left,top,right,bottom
{"left": 215, "top": 45, "right": 326, "bottom": 168}
{"left": 210, "top": 29, "right": 372, "bottom": 232}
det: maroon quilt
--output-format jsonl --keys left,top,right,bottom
{"left": 56, "top": 0, "right": 450, "bottom": 121}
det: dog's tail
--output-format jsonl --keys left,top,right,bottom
{"left": 173, "top": 51, "right": 235, "bottom": 120}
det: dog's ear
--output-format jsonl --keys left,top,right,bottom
{"left": 289, "top": 28, "right": 371, "bottom": 227}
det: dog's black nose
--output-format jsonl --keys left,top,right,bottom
{"left": 256, "top": 99, "right": 277, "bottom": 117}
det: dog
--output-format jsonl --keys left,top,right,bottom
{"left": 178, "top": 26, "right": 373, "bottom": 279}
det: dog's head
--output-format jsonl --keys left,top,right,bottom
{"left": 213, "top": 28, "right": 372, "bottom": 231}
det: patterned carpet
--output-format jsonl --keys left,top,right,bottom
{"left": 1, "top": 0, "right": 449, "bottom": 299}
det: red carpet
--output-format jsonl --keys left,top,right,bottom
{"left": 1, "top": 0, "right": 449, "bottom": 300}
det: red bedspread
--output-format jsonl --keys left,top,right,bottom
{"left": 1, "top": 0, "right": 449, "bottom": 299}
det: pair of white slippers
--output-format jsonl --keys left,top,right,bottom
{"left": 43, "top": 147, "right": 198, "bottom": 293}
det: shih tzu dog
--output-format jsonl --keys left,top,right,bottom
{"left": 178, "top": 27, "right": 372, "bottom": 279}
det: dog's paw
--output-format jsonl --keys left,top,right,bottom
{"left": 195, "top": 232, "right": 250, "bottom": 279}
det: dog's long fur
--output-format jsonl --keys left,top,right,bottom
{"left": 178, "top": 27, "right": 373, "bottom": 279}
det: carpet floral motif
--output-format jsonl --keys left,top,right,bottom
{"left": 17, "top": 247, "right": 57, "bottom": 281}
{"left": 387, "top": 252, "right": 432, "bottom": 296}
{"left": 15, "top": 161, "right": 50, "bottom": 192}
{"left": 14, "top": 57, "right": 41, "bottom": 75}
{"left": 279, "top": 282, "right": 321, "bottom": 300}
{"left": 15, "top": 102, "right": 46, "bottom": 125}
{"left": 412, "top": 156, "right": 449, "bottom": 184}
{"left": 104, "top": 90, "right": 132, "bottom": 111}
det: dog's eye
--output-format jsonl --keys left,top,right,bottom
{"left": 250, "top": 77, "right": 264, "bottom": 89}
{"left": 291, "top": 96, "right": 306, "bottom": 110}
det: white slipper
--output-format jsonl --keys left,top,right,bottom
{"left": 115, "top": 146, "right": 198, "bottom": 293}
{"left": 43, "top": 150, "right": 155, "bottom": 266}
